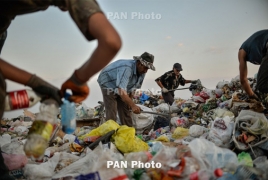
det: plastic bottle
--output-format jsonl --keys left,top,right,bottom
{"left": 60, "top": 93, "right": 76, "bottom": 134}
{"left": 5, "top": 89, "right": 41, "bottom": 111}
{"left": 190, "top": 168, "right": 223, "bottom": 180}
{"left": 24, "top": 99, "right": 59, "bottom": 160}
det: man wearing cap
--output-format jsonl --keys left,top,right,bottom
{"left": 155, "top": 63, "right": 197, "bottom": 105}
{"left": 97, "top": 52, "right": 155, "bottom": 127}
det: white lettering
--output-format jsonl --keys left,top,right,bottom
{"left": 156, "top": 162, "right": 162, "bottom": 168}
{"left": 107, "top": 161, "right": 113, "bottom": 168}
{"left": 120, "top": 161, "right": 127, "bottom": 168}
{"left": 131, "top": 12, "right": 138, "bottom": 19}
{"left": 107, "top": 12, "right": 114, "bottom": 19}
{"left": 131, "top": 161, "right": 138, "bottom": 168}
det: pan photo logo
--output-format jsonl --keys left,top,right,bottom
{"left": 107, "top": 161, "right": 162, "bottom": 168}
{"left": 106, "top": 12, "right": 162, "bottom": 20}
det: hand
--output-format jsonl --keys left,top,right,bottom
{"left": 249, "top": 93, "right": 260, "bottom": 101}
{"left": 189, "top": 84, "right": 198, "bottom": 91}
{"left": 26, "top": 74, "right": 62, "bottom": 105}
{"left": 161, "top": 87, "right": 169, "bottom": 93}
{"left": 131, "top": 104, "right": 141, "bottom": 114}
{"left": 60, "top": 70, "right": 89, "bottom": 103}
{"left": 191, "top": 80, "right": 198, "bottom": 84}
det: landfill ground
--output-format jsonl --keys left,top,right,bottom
{"left": 1, "top": 75, "right": 268, "bottom": 180}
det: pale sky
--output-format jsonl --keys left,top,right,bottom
{"left": 2, "top": 0, "right": 268, "bottom": 118}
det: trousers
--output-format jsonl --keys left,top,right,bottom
{"left": 100, "top": 88, "right": 133, "bottom": 127}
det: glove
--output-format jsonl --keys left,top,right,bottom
{"left": 26, "top": 74, "right": 62, "bottom": 105}
{"left": 161, "top": 87, "right": 169, "bottom": 93}
{"left": 249, "top": 93, "right": 260, "bottom": 101}
{"left": 191, "top": 80, "right": 198, "bottom": 84}
{"left": 60, "top": 70, "right": 89, "bottom": 103}
{"left": 189, "top": 84, "right": 198, "bottom": 91}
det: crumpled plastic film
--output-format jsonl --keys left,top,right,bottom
{"left": 112, "top": 125, "right": 149, "bottom": 153}
{"left": 79, "top": 120, "right": 120, "bottom": 140}
{"left": 172, "top": 127, "right": 189, "bottom": 139}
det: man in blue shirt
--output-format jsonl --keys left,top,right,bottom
{"left": 238, "top": 30, "right": 268, "bottom": 100}
{"left": 97, "top": 52, "right": 155, "bottom": 127}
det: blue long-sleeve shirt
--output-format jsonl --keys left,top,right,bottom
{"left": 97, "top": 60, "right": 145, "bottom": 94}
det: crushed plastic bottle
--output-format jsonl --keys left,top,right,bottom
{"left": 24, "top": 99, "right": 59, "bottom": 160}
{"left": 5, "top": 89, "right": 41, "bottom": 111}
{"left": 61, "top": 93, "right": 76, "bottom": 134}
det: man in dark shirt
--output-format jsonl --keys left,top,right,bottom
{"left": 155, "top": 63, "right": 197, "bottom": 105}
{"left": 0, "top": 1, "right": 121, "bottom": 179}
{"left": 238, "top": 29, "right": 268, "bottom": 99}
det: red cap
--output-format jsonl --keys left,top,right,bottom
{"left": 214, "top": 168, "right": 223, "bottom": 177}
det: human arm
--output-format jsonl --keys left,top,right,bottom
{"left": 238, "top": 49, "right": 255, "bottom": 96}
{"left": 185, "top": 80, "right": 194, "bottom": 84}
{"left": 0, "top": 58, "right": 62, "bottom": 104}
{"left": 155, "top": 75, "right": 169, "bottom": 93}
{"left": 118, "top": 88, "right": 141, "bottom": 114}
{"left": 61, "top": 9, "right": 121, "bottom": 102}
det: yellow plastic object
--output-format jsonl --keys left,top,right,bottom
{"left": 172, "top": 127, "right": 189, "bottom": 139}
{"left": 155, "top": 135, "right": 170, "bottom": 142}
{"left": 79, "top": 120, "right": 120, "bottom": 140}
{"left": 112, "top": 125, "right": 149, "bottom": 153}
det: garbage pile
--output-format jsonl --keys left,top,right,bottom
{"left": 2, "top": 75, "right": 268, "bottom": 180}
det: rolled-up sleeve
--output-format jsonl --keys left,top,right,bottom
{"left": 179, "top": 75, "right": 186, "bottom": 86}
{"left": 155, "top": 73, "right": 166, "bottom": 82}
{"left": 66, "top": 0, "right": 103, "bottom": 41}
{"left": 114, "top": 67, "right": 132, "bottom": 94}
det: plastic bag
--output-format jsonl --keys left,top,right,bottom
{"left": 208, "top": 116, "right": 234, "bottom": 148}
{"left": 132, "top": 104, "right": 154, "bottom": 134}
{"left": 76, "top": 103, "right": 90, "bottom": 119}
{"left": 2, "top": 153, "right": 28, "bottom": 170}
{"left": 170, "top": 117, "right": 188, "bottom": 128}
{"left": 112, "top": 125, "right": 149, "bottom": 153}
{"left": 79, "top": 120, "right": 120, "bottom": 140}
{"left": 87, "top": 108, "right": 95, "bottom": 118}
{"left": 172, "top": 127, "right": 189, "bottom": 139}
{"left": 24, "top": 152, "right": 61, "bottom": 179}
{"left": 232, "top": 110, "right": 268, "bottom": 150}
{"left": 216, "top": 81, "right": 229, "bottom": 89}
{"left": 189, "top": 125, "right": 208, "bottom": 138}
{"left": 0, "top": 134, "right": 11, "bottom": 147}
{"left": 188, "top": 138, "right": 238, "bottom": 171}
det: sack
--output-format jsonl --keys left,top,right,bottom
{"left": 132, "top": 104, "right": 154, "bottom": 134}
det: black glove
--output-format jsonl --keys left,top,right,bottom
{"left": 26, "top": 74, "right": 62, "bottom": 105}
{"left": 189, "top": 84, "right": 198, "bottom": 91}
{"left": 191, "top": 80, "right": 198, "bottom": 84}
{"left": 249, "top": 93, "right": 260, "bottom": 101}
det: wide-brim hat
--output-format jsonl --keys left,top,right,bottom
{"left": 133, "top": 52, "right": 155, "bottom": 71}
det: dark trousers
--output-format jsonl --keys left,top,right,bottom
{"left": 162, "top": 91, "right": 175, "bottom": 105}
{"left": 256, "top": 42, "right": 268, "bottom": 93}
{"left": 101, "top": 88, "right": 133, "bottom": 127}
